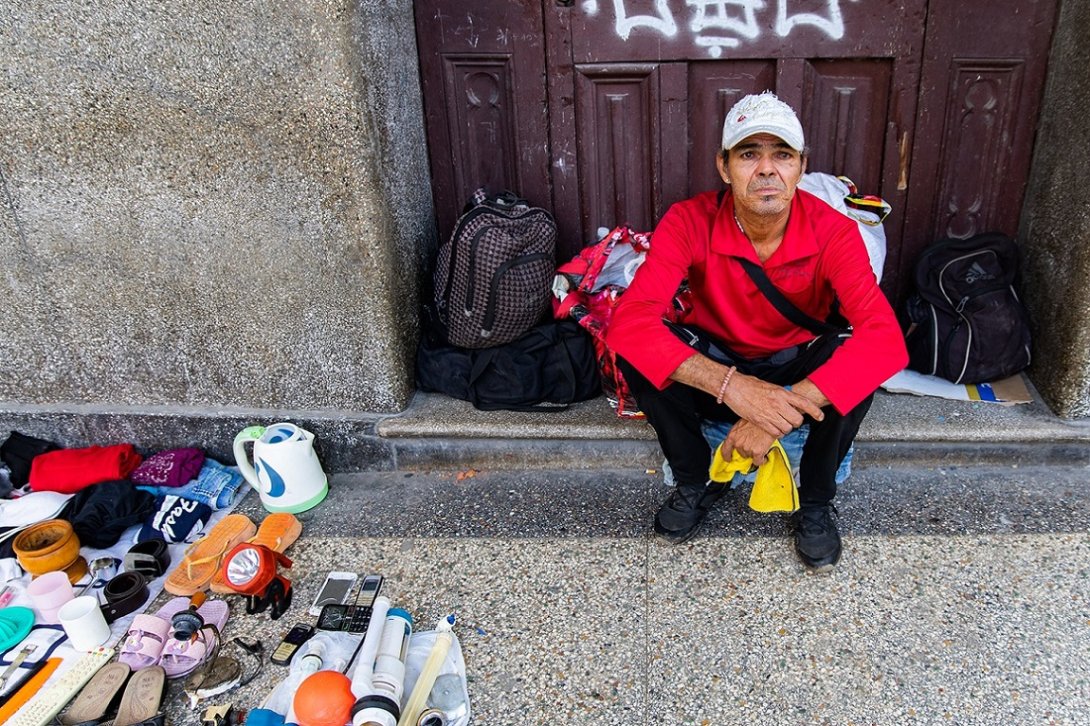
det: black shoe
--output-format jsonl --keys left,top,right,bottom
{"left": 791, "top": 504, "right": 842, "bottom": 570}
{"left": 653, "top": 480, "right": 728, "bottom": 544}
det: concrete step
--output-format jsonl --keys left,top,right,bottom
{"left": 375, "top": 385, "right": 1090, "bottom": 471}
{"left": 3, "top": 378, "right": 1089, "bottom": 473}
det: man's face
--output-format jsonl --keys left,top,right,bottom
{"left": 717, "top": 133, "right": 807, "bottom": 219}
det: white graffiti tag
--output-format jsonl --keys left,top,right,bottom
{"left": 608, "top": 0, "right": 678, "bottom": 41}
{"left": 775, "top": 0, "right": 847, "bottom": 40}
{"left": 605, "top": 0, "right": 855, "bottom": 55}
{"left": 686, "top": 0, "right": 764, "bottom": 57}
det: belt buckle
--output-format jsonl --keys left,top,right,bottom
{"left": 124, "top": 538, "right": 171, "bottom": 578}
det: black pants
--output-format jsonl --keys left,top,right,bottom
{"left": 617, "top": 326, "right": 873, "bottom": 506}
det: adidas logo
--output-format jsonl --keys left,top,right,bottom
{"left": 964, "top": 261, "right": 995, "bottom": 284}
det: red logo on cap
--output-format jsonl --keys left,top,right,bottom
{"left": 737, "top": 115, "right": 746, "bottom": 122}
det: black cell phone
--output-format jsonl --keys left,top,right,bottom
{"left": 271, "top": 623, "right": 315, "bottom": 665}
{"left": 316, "top": 574, "right": 384, "bottom": 633}
{"left": 348, "top": 574, "right": 383, "bottom": 632}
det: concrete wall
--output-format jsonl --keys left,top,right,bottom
{"left": 2, "top": 0, "right": 1089, "bottom": 442}
{"left": 0, "top": 0, "right": 433, "bottom": 415}
{"left": 1020, "top": 0, "right": 1090, "bottom": 418}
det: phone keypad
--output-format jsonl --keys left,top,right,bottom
{"left": 317, "top": 604, "right": 374, "bottom": 632}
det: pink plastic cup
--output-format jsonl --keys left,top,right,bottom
{"left": 26, "top": 570, "right": 75, "bottom": 623}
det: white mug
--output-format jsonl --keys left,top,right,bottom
{"left": 57, "top": 596, "right": 110, "bottom": 651}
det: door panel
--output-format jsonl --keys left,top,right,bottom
{"left": 934, "top": 61, "right": 1026, "bottom": 240}
{"left": 902, "top": 0, "right": 1057, "bottom": 303}
{"left": 414, "top": 1, "right": 551, "bottom": 242}
{"left": 574, "top": 62, "right": 690, "bottom": 237}
{"left": 803, "top": 59, "right": 892, "bottom": 195}
{"left": 575, "top": 64, "right": 662, "bottom": 237}
{"left": 443, "top": 56, "right": 521, "bottom": 196}
{"left": 687, "top": 61, "right": 778, "bottom": 203}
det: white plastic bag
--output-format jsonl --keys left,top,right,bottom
{"left": 798, "top": 172, "right": 888, "bottom": 283}
{"left": 401, "top": 629, "right": 471, "bottom": 726}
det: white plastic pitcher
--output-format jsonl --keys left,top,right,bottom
{"left": 233, "top": 423, "right": 328, "bottom": 514}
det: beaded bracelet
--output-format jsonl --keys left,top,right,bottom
{"left": 715, "top": 366, "right": 737, "bottom": 404}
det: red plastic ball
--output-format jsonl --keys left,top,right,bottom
{"left": 293, "top": 670, "right": 355, "bottom": 726}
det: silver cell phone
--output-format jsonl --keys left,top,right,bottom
{"left": 308, "top": 571, "right": 358, "bottom": 616}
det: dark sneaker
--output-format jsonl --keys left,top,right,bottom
{"left": 653, "top": 480, "right": 728, "bottom": 544}
{"left": 791, "top": 504, "right": 842, "bottom": 571}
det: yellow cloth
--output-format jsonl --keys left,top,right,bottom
{"left": 708, "top": 439, "right": 800, "bottom": 513}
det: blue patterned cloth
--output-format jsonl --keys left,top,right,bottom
{"left": 662, "top": 422, "right": 853, "bottom": 487}
{"left": 136, "top": 459, "right": 248, "bottom": 510}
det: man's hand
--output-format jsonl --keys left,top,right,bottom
{"left": 722, "top": 418, "right": 776, "bottom": 466}
{"left": 671, "top": 354, "right": 827, "bottom": 438}
{"left": 722, "top": 372, "right": 824, "bottom": 437}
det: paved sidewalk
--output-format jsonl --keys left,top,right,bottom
{"left": 154, "top": 463, "right": 1090, "bottom": 725}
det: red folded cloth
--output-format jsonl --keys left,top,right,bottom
{"left": 29, "top": 444, "right": 144, "bottom": 494}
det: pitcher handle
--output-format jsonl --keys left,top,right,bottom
{"left": 233, "top": 426, "right": 266, "bottom": 492}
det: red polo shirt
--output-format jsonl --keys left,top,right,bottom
{"left": 606, "top": 189, "right": 908, "bottom": 414}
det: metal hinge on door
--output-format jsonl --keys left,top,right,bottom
{"left": 897, "top": 131, "right": 909, "bottom": 191}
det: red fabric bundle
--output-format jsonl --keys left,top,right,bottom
{"left": 29, "top": 444, "right": 143, "bottom": 494}
{"left": 553, "top": 225, "right": 657, "bottom": 418}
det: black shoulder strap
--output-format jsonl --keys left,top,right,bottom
{"left": 736, "top": 257, "right": 842, "bottom": 336}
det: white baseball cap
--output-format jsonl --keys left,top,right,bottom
{"left": 721, "top": 92, "right": 805, "bottom": 152}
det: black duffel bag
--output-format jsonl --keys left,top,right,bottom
{"left": 416, "top": 318, "right": 600, "bottom": 412}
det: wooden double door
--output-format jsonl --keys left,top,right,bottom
{"left": 414, "top": 0, "right": 1056, "bottom": 303}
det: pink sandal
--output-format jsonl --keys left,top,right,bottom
{"left": 118, "top": 597, "right": 190, "bottom": 670}
{"left": 159, "top": 598, "right": 230, "bottom": 679}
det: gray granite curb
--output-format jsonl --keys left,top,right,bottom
{"left": 3, "top": 379, "right": 1089, "bottom": 473}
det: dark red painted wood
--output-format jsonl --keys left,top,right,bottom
{"left": 548, "top": 0, "right": 928, "bottom": 271}
{"left": 803, "top": 59, "right": 892, "bottom": 195}
{"left": 574, "top": 64, "right": 660, "bottom": 238}
{"left": 542, "top": 3, "right": 582, "bottom": 255}
{"left": 573, "top": 63, "right": 689, "bottom": 239}
{"left": 415, "top": 0, "right": 1056, "bottom": 298}
{"left": 414, "top": 1, "right": 552, "bottom": 242}
{"left": 902, "top": 0, "right": 1058, "bottom": 304}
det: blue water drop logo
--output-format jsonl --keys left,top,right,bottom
{"left": 256, "top": 460, "right": 287, "bottom": 498}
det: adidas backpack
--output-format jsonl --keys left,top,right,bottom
{"left": 905, "top": 232, "right": 1032, "bottom": 384}
{"left": 434, "top": 189, "right": 557, "bottom": 349}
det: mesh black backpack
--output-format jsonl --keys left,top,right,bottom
{"left": 905, "top": 232, "right": 1032, "bottom": 384}
{"left": 434, "top": 189, "right": 557, "bottom": 349}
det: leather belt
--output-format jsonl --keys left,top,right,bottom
{"left": 100, "top": 571, "right": 149, "bottom": 624}
{"left": 124, "top": 538, "right": 171, "bottom": 578}
{"left": 12, "top": 519, "right": 88, "bottom": 584}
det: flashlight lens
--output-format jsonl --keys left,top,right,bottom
{"left": 226, "top": 547, "right": 261, "bottom": 586}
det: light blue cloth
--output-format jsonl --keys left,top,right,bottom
{"left": 136, "top": 459, "right": 247, "bottom": 510}
{"left": 662, "top": 422, "right": 853, "bottom": 487}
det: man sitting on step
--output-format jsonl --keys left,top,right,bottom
{"left": 606, "top": 92, "right": 907, "bottom": 571}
